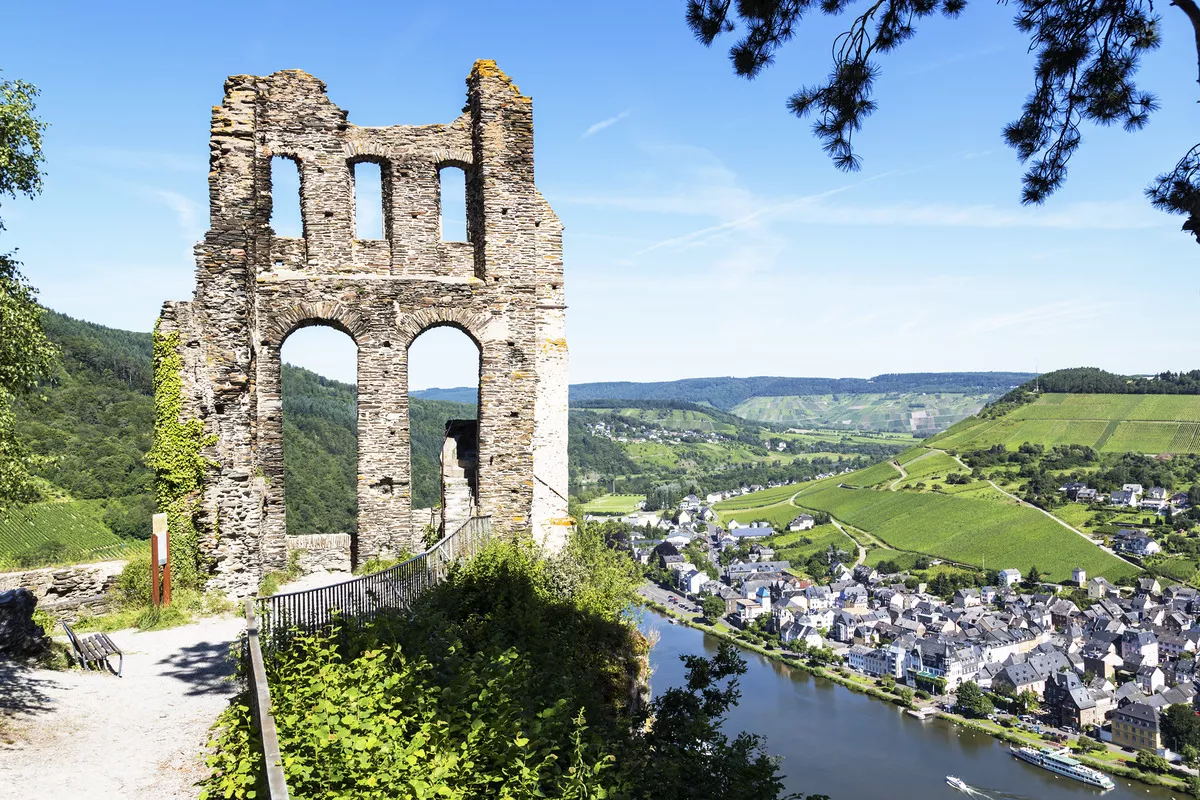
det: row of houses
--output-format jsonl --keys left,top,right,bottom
{"left": 672, "top": 546, "right": 1200, "bottom": 759}
{"left": 1062, "top": 481, "right": 1189, "bottom": 516}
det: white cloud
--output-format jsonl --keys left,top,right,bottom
{"left": 142, "top": 188, "right": 204, "bottom": 257}
{"left": 583, "top": 110, "right": 630, "bottom": 138}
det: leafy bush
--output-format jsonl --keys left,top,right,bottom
{"left": 202, "top": 536, "right": 811, "bottom": 800}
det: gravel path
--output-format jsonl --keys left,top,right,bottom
{"left": 0, "top": 614, "right": 244, "bottom": 800}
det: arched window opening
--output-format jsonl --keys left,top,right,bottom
{"left": 281, "top": 325, "right": 357, "bottom": 539}
{"left": 353, "top": 161, "right": 384, "bottom": 240}
{"left": 438, "top": 166, "right": 468, "bottom": 242}
{"left": 408, "top": 326, "right": 480, "bottom": 542}
{"left": 270, "top": 156, "right": 303, "bottom": 237}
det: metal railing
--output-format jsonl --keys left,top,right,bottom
{"left": 242, "top": 515, "right": 491, "bottom": 798}
{"left": 255, "top": 514, "right": 492, "bottom": 653}
{"left": 244, "top": 600, "right": 289, "bottom": 800}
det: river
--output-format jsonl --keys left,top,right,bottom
{"left": 645, "top": 612, "right": 1179, "bottom": 800}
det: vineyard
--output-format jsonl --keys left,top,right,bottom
{"left": 929, "top": 394, "right": 1200, "bottom": 454}
{"left": 579, "top": 494, "right": 643, "bottom": 515}
{"left": 0, "top": 500, "right": 131, "bottom": 567}
{"left": 769, "top": 525, "right": 858, "bottom": 565}
{"left": 719, "top": 501, "right": 804, "bottom": 531}
{"left": 713, "top": 484, "right": 802, "bottom": 511}
{"left": 789, "top": 483, "right": 1136, "bottom": 581}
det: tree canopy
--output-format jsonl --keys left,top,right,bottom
{"left": 686, "top": 0, "right": 1200, "bottom": 241}
{"left": 0, "top": 72, "right": 55, "bottom": 510}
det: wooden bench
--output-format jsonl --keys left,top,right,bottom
{"left": 61, "top": 622, "right": 123, "bottom": 677}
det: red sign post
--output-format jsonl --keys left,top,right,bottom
{"left": 151, "top": 513, "right": 171, "bottom": 606}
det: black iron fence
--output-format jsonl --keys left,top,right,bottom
{"left": 254, "top": 514, "right": 492, "bottom": 653}
{"left": 242, "top": 515, "right": 491, "bottom": 798}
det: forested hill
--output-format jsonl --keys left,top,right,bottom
{"left": 1003, "top": 367, "right": 1200, "bottom": 398}
{"left": 569, "top": 373, "right": 1034, "bottom": 410}
{"left": 10, "top": 310, "right": 474, "bottom": 540}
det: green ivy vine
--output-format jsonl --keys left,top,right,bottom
{"left": 146, "top": 326, "right": 215, "bottom": 589}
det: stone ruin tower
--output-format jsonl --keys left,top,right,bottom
{"left": 157, "top": 62, "right": 570, "bottom": 595}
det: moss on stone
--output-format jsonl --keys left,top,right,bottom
{"left": 146, "top": 326, "right": 215, "bottom": 589}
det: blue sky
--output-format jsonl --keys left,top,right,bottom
{"left": 4, "top": 0, "right": 1198, "bottom": 389}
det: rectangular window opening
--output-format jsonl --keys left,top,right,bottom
{"left": 354, "top": 161, "right": 384, "bottom": 240}
{"left": 439, "top": 166, "right": 468, "bottom": 242}
{"left": 270, "top": 156, "right": 303, "bottom": 238}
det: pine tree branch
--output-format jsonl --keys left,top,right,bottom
{"left": 1172, "top": 0, "right": 1200, "bottom": 90}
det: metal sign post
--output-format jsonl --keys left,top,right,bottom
{"left": 151, "top": 513, "right": 171, "bottom": 606}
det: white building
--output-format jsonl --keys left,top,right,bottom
{"left": 998, "top": 568, "right": 1022, "bottom": 587}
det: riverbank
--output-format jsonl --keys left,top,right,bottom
{"left": 641, "top": 598, "right": 1194, "bottom": 795}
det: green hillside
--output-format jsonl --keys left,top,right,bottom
{"left": 930, "top": 393, "right": 1200, "bottom": 454}
{"left": 589, "top": 407, "right": 739, "bottom": 434}
{"left": 732, "top": 392, "right": 995, "bottom": 433}
{"left": 1, "top": 311, "right": 479, "bottom": 563}
{"left": 790, "top": 481, "right": 1136, "bottom": 582}
{"left": 0, "top": 499, "right": 135, "bottom": 567}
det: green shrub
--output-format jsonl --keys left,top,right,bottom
{"left": 115, "top": 558, "right": 152, "bottom": 607}
{"left": 202, "top": 537, "right": 802, "bottom": 800}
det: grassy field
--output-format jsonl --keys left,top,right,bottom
{"left": 900, "top": 451, "right": 967, "bottom": 484}
{"left": 930, "top": 394, "right": 1200, "bottom": 454}
{"left": 768, "top": 524, "right": 858, "bottom": 566}
{"left": 789, "top": 483, "right": 1136, "bottom": 581}
{"left": 579, "top": 494, "right": 643, "bottom": 515}
{"left": 712, "top": 484, "right": 800, "bottom": 510}
{"left": 841, "top": 460, "right": 902, "bottom": 488}
{"left": 0, "top": 500, "right": 129, "bottom": 565}
{"left": 718, "top": 502, "right": 804, "bottom": 531}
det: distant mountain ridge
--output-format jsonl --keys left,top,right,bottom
{"left": 410, "top": 386, "right": 480, "bottom": 405}
{"left": 416, "top": 373, "right": 1036, "bottom": 412}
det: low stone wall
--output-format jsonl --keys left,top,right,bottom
{"left": 286, "top": 534, "right": 351, "bottom": 575}
{"left": 0, "top": 560, "right": 127, "bottom": 623}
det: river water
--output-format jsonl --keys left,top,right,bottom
{"left": 645, "top": 612, "right": 1179, "bottom": 800}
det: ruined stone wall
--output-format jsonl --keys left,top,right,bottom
{"left": 286, "top": 534, "right": 352, "bottom": 575}
{"left": 0, "top": 560, "right": 126, "bottom": 623}
{"left": 158, "top": 62, "right": 569, "bottom": 596}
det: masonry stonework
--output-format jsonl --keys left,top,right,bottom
{"left": 158, "top": 62, "right": 570, "bottom": 595}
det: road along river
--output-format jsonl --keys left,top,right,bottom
{"left": 645, "top": 612, "right": 1178, "bottom": 800}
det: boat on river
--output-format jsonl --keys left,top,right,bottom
{"left": 945, "top": 775, "right": 969, "bottom": 791}
{"left": 1010, "top": 745, "right": 1115, "bottom": 790}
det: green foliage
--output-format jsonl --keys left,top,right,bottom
{"left": 701, "top": 593, "right": 726, "bottom": 620}
{"left": 0, "top": 75, "right": 54, "bottom": 511}
{"left": 1135, "top": 750, "right": 1172, "bottom": 775}
{"left": 14, "top": 312, "right": 154, "bottom": 504}
{"left": 280, "top": 364, "right": 358, "bottom": 535}
{"left": 955, "top": 681, "right": 994, "bottom": 718}
{"left": 1162, "top": 703, "right": 1200, "bottom": 752}
{"left": 146, "top": 329, "right": 213, "bottom": 589}
{"left": 203, "top": 537, "right": 805, "bottom": 799}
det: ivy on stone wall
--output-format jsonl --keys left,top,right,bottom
{"left": 146, "top": 327, "right": 214, "bottom": 589}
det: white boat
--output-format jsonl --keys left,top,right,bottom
{"left": 945, "top": 775, "right": 969, "bottom": 790}
{"left": 1010, "top": 745, "right": 1115, "bottom": 790}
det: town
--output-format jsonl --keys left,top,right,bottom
{"left": 627, "top": 487, "right": 1200, "bottom": 770}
